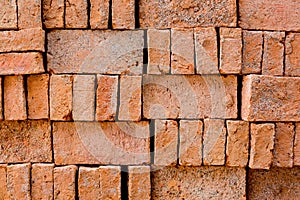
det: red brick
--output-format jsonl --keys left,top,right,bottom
{"left": 249, "top": 123, "right": 275, "bottom": 169}
{"left": 99, "top": 166, "right": 121, "bottom": 199}
{"left": 285, "top": 33, "right": 300, "bottom": 76}
{"left": 128, "top": 166, "right": 151, "bottom": 200}
{"left": 0, "top": 77, "right": 2, "bottom": 120}
{"left": 0, "top": 53, "right": 44, "bottom": 75}
{"left": 90, "top": 0, "right": 109, "bottom": 29}
{"left": 32, "top": 164, "right": 54, "bottom": 200}
{"left": 65, "top": 0, "right": 88, "bottom": 28}
{"left": 54, "top": 165, "right": 77, "bottom": 200}
{"left": 42, "top": 0, "right": 64, "bottom": 28}
{"left": 0, "top": 0, "right": 17, "bottom": 29}
{"left": 27, "top": 74, "right": 49, "bottom": 119}
{"left": 18, "top": 0, "right": 42, "bottom": 29}
{"left": 78, "top": 167, "right": 101, "bottom": 199}
{"left": 171, "top": 29, "right": 194, "bottom": 74}
{"left": 294, "top": 123, "right": 300, "bottom": 166}
{"left": 0, "top": 165, "right": 9, "bottom": 199}
{"left": 242, "top": 75, "right": 300, "bottom": 121}
{"left": 112, "top": 0, "right": 135, "bottom": 29}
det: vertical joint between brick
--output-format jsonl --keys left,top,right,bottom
{"left": 1, "top": 77, "right": 4, "bottom": 120}
{"left": 87, "top": 0, "right": 91, "bottom": 29}
{"left": 283, "top": 32, "right": 287, "bottom": 76}
{"left": 121, "top": 166, "right": 129, "bottom": 200}
{"left": 169, "top": 29, "right": 172, "bottom": 74}
{"left": 108, "top": 0, "right": 113, "bottom": 29}
{"left": 216, "top": 27, "right": 221, "bottom": 70}
{"left": 116, "top": 75, "right": 121, "bottom": 121}
{"left": 150, "top": 119, "right": 155, "bottom": 165}
{"left": 24, "top": 75, "right": 28, "bottom": 119}
{"left": 176, "top": 119, "right": 180, "bottom": 166}
{"left": 75, "top": 166, "right": 79, "bottom": 200}
{"left": 94, "top": 75, "right": 98, "bottom": 121}
{"left": 260, "top": 32, "right": 265, "bottom": 74}
{"left": 237, "top": 75, "right": 243, "bottom": 120}
{"left": 143, "top": 29, "right": 148, "bottom": 74}
{"left": 134, "top": 0, "right": 140, "bottom": 28}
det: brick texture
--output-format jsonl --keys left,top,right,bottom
{"left": 54, "top": 165, "right": 77, "bottom": 200}
{"left": 128, "top": 166, "right": 151, "bottom": 200}
{"left": 112, "top": 0, "right": 135, "bottom": 29}
{"left": 18, "top": 0, "right": 42, "bottom": 29}
{"left": 0, "top": 165, "right": 9, "bottom": 199}
{"left": 43, "top": 0, "right": 64, "bottom": 28}
{"left": 285, "top": 33, "right": 300, "bottom": 76}
{"left": 32, "top": 164, "right": 54, "bottom": 200}
{"left": 99, "top": 166, "right": 121, "bottom": 199}
{"left": 0, "top": 0, "right": 17, "bottom": 29}
{"left": 294, "top": 123, "right": 300, "bottom": 166}
{"left": 65, "top": 0, "right": 88, "bottom": 28}
{"left": 78, "top": 167, "right": 101, "bottom": 199}
{"left": 90, "top": 0, "right": 109, "bottom": 29}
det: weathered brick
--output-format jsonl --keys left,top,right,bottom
{"left": 220, "top": 28, "right": 242, "bottom": 74}
{"left": 155, "top": 120, "right": 178, "bottom": 166}
{"left": 73, "top": 75, "right": 95, "bottom": 121}
{"left": 226, "top": 120, "right": 249, "bottom": 167}
{"left": 128, "top": 166, "right": 151, "bottom": 200}
{"left": 50, "top": 75, "right": 73, "bottom": 121}
{"left": 99, "top": 166, "right": 121, "bottom": 199}
{"left": 65, "top": 0, "right": 88, "bottom": 28}
{"left": 90, "top": 0, "right": 109, "bottom": 29}
{"left": 53, "top": 122, "right": 150, "bottom": 165}
{"left": 0, "top": 120, "right": 52, "bottom": 163}
{"left": 48, "top": 30, "right": 144, "bottom": 74}
{"left": 249, "top": 123, "right": 275, "bottom": 169}
{"left": 147, "top": 29, "right": 170, "bottom": 74}
{"left": 4, "top": 76, "right": 26, "bottom": 120}
{"left": 32, "top": 164, "right": 54, "bottom": 200}
{"left": 179, "top": 120, "right": 203, "bottom": 166}
{"left": 194, "top": 27, "right": 218, "bottom": 74}
{"left": 0, "top": 53, "right": 44, "bottom": 75}
{"left": 54, "top": 165, "right": 77, "bottom": 200}
{"left": 0, "top": 0, "right": 17, "bottom": 29}
{"left": 262, "top": 31, "right": 284, "bottom": 75}
{"left": 294, "top": 123, "right": 300, "bottom": 166}
{"left": 171, "top": 29, "right": 194, "bottom": 74}
{"left": 119, "top": 76, "right": 142, "bottom": 121}
{"left": 18, "top": 0, "right": 42, "bottom": 29}
{"left": 112, "top": 0, "right": 135, "bottom": 29}
{"left": 242, "top": 75, "right": 300, "bottom": 121}
{"left": 242, "top": 31, "right": 263, "bottom": 74}
{"left": 285, "top": 33, "right": 300, "bottom": 76}
{"left": 27, "top": 74, "right": 49, "bottom": 119}
{"left": 0, "top": 165, "right": 9, "bottom": 199}
{"left": 43, "top": 0, "right": 64, "bottom": 28}
{"left": 0, "top": 77, "right": 2, "bottom": 120}
{"left": 139, "top": 0, "right": 237, "bottom": 28}
{"left": 143, "top": 75, "right": 237, "bottom": 119}
{"left": 7, "top": 164, "right": 31, "bottom": 200}
{"left": 78, "top": 167, "right": 101, "bottom": 199}
{"left": 203, "top": 119, "right": 226, "bottom": 165}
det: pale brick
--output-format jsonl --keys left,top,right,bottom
{"left": 249, "top": 123, "right": 275, "bottom": 169}
{"left": 179, "top": 120, "right": 203, "bottom": 166}
{"left": 242, "top": 75, "right": 300, "bottom": 121}
{"left": 48, "top": 30, "right": 144, "bottom": 74}
{"left": 43, "top": 0, "right": 64, "bottom": 28}
{"left": 99, "top": 166, "right": 121, "bottom": 199}
{"left": 220, "top": 28, "right": 242, "bottom": 74}
{"left": 294, "top": 123, "right": 300, "bottom": 166}
{"left": 7, "top": 164, "right": 31, "bottom": 200}
{"left": 112, "top": 0, "right": 135, "bottom": 29}
{"left": 54, "top": 165, "right": 77, "bottom": 200}
{"left": 0, "top": 78, "right": 2, "bottom": 120}
{"left": 0, "top": 0, "right": 17, "bottom": 29}
{"left": 4, "top": 75, "right": 26, "bottom": 120}
{"left": 128, "top": 166, "right": 151, "bottom": 200}
{"left": 65, "top": 0, "right": 88, "bottom": 28}
{"left": 96, "top": 75, "right": 118, "bottom": 121}
{"left": 27, "top": 74, "right": 49, "bottom": 119}
{"left": 226, "top": 120, "right": 249, "bottom": 167}
{"left": 53, "top": 122, "right": 150, "bottom": 165}
{"left": 0, "top": 120, "right": 52, "bottom": 163}
{"left": 285, "top": 33, "right": 300, "bottom": 76}
{"left": 143, "top": 75, "right": 237, "bottom": 119}
{"left": 73, "top": 75, "right": 95, "bottom": 121}
{"left": 32, "top": 164, "right": 54, "bottom": 200}
{"left": 18, "top": 0, "right": 42, "bottom": 29}
{"left": 171, "top": 29, "right": 194, "bottom": 74}
{"left": 147, "top": 29, "right": 170, "bottom": 74}
{"left": 154, "top": 120, "right": 178, "bottom": 166}
{"left": 90, "top": 0, "right": 109, "bottom": 29}
{"left": 78, "top": 167, "right": 101, "bottom": 199}
{"left": 242, "top": 31, "right": 263, "bottom": 74}
{"left": 50, "top": 75, "right": 73, "bottom": 121}
{"left": 194, "top": 27, "right": 218, "bottom": 74}
{"left": 119, "top": 76, "right": 141, "bottom": 121}
{"left": 0, "top": 53, "right": 44, "bottom": 75}
{"left": 0, "top": 165, "right": 9, "bottom": 199}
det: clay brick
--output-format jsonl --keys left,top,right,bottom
{"left": 0, "top": 78, "right": 2, "bottom": 120}
{"left": 128, "top": 166, "right": 151, "bottom": 200}
{"left": 249, "top": 123, "right": 275, "bottom": 169}
{"left": 7, "top": 164, "right": 31, "bottom": 200}
{"left": 242, "top": 31, "right": 263, "bottom": 74}
{"left": 294, "top": 123, "right": 300, "bottom": 166}
{"left": 0, "top": 28, "right": 45, "bottom": 52}
{"left": 179, "top": 120, "right": 203, "bottom": 166}
{"left": 0, "top": 52, "right": 44, "bottom": 75}
{"left": 50, "top": 75, "right": 73, "bottom": 121}
{"left": 32, "top": 164, "right": 54, "bottom": 200}
{"left": 194, "top": 27, "right": 218, "bottom": 74}
{"left": 119, "top": 76, "right": 142, "bottom": 121}
{"left": 242, "top": 75, "right": 300, "bottom": 121}
{"left": 139, "top": 0, "right": 237, "bottom": 28}
{"left": 285, "top": 33, "right": 300, "bottom": 76}
{"left": 90, "top": 0, "right": 109, "bottom": 29}
{"left": 0, "top": 120, "right": 52, "bottom": 163}
{"left": 152, "top": 166, "right": 246, "bottom": 199}
{"left": 48, "top": 30, "right": 144, "bottom": 74}
{"left": 0, "top": 0, "right": 17, "bottom": 29}
{"left": 171, "top": 29, "right": 194, "bottom": 74}
{"left": 203, "top": 119, "right": 226, "bottom": 165}
{"left": 73, "top": 75, "right": 95, "bottom": 121}
{"left": 226, "top": 120, "right": 249, "bottom": 167}
{"left": 0, "top": 165, "right": 9, "bottom": 199}
{"left": 53, "top": 122, "right": 150, "bottom": 165}
{"left": 54, "top": 165, "right": 77, "bottom": 200}
{"left": 43, "top": 0, "right": 64, "bottom": 28}
{"left": 220, "top": 28, "right": 242, "bottom": 74}
{"left": 4, "top": 76, "right": 26, "bottom": 120}
{"left": 147, "top": 29, "right": 170, "bottom": 74}
{"left": 154, "top": 120, "right": 178, "bottom": 166}
{"left": 99, "top": 166, "right": 121, "bottom": 199}
{"left": 112, "top": 0, "right": 135, "bottom": 29}
{"left": 18, "top": 0, "right": 42, "bottom": 29}
{"left": 96, "top": 75, "right": 118, "bottom": 121}
{"left": 143, "top": 75, "right": 237, "bottom": 119}
{"left": 27, "top": 74, "right": 49, "bottom": 119}
{"left": 78, "top": 167, "right": 101, "bottom": 199}
{"left": 65, "top": 0, "right": 88, "bottom": 28}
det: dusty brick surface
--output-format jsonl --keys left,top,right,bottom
{"left": 99, "top": 166, "right": 121, "bottom": 199}
{"left": 32, "top": 164, "right": 54, "bottom": 200}
{"left": 112, "top": 0, "right": 135, "bottom": 29}
{"left": 294, "top": 123, "right": 300, "bottom": 166}
{"left": 90, "top": 0, "right": 109, "bottom": 29}
{"left": 0, "top": 0, "right": 17, "bottom": 29}
{"left": 0, "top": 78, "right": 2, "bottom": 120}
{"left": 18, "top": 0, "right": 42, "bottom": 29}
{"left": 128, "top": 166, "right": 151, "bottom": 200}
{"left": 43, "top": 0, "right": 64, "bottom": 28}
{"left": 285, "top": 33, "right": 300, "bottom": 76}
{"left": 0, "top": 165, "right": 9, "bottom": 199}
{"left": 65, "top": 0, "right": 88, "bottom": 28}
{"left": 78, "top": 167, "right": 101, "bottom": 199}
{"left": 54, "top": 165, "right": 77, "bottom": 200}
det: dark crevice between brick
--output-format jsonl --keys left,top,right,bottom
{"left": 224, "top": 120, "right": 228, "bottom": 165}
{"left": 150, "top": 119, "right": 155, "bottom": 165}
{"left": 237, "top": 75, "right": 243, "bottom": 120}
{"left": 236, "top": 0, "right": 239, "bottom": 27}
{"left": 176, "top": 119, "right": 180, "bottom": 166}
{"left": 283, "top": 32, "right": 287, "bottom": 76}
{"left": 169, "top": 29, "right": 172, "bottom": 74}
{"left": 193, "top": 29, "right": 197, "bottom": 74}
{"left": 16, "top": 0, "right": 19, "bottom": 29}
{"left": 245, "top": 166, "right": 250, "bottom": 200}
{"left": 1, "top": 77, "right": 4, "bottom": 120}
{"left": 115, "top": 75, "right": 121, "bottom": 121}
{"left": 63, "top": 0, "right": 66, "bottom": 28}
{"left": 292, "top": 122, "right": 297, "bottom": 162}
{"left": 50, "top": 122, "right": 55, "bottom": 164}
{"left": 93, "top": 75, "right": 98, "bottom": 121}
{"left": 108, "top": 0, "right": 113, "bottom": 29}
{"left": 43, "top": 31, "right": 49, "bottom": 73}
{"left": 121, "top": 166, "right": 129, "bottom": 200}
{"left": 29, "top": 164, "right": 32, "bottom": 198}
{"left": 135, "top": 0, "right": 140, "bottom": 28}
{"left": 245, "top": 121, "right": 252, "bottom": 200}
{"left": 24, "top": 75, "right": 29, "bottom": 118}
{"left": 87, "top": 0, "right": 91, "bottom": 29}
{"left": 201, "top": 119, "right": 204, "bottom": 165}
{"left": 216, "top": 27, "right": 220, "bottom": 70}
{"left": 75, "top": 166, "right": 79, "bottom": 200}
{"left": 260, "top": 33, "right": 265, "bottom": 73}
{"left": 143, "top": 30, "right": 148, "bottom": 74}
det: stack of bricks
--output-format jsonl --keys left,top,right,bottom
{"left": 0, "top": 0, "right": 300, "bottom": 199}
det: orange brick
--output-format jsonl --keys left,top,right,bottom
{"left": 65, "top": 0, "right": 88, "bottom": 28}
{"left": 99, "top": 166, "right": 121, "bottom": 199}
{"left": 294, "top": 123, "right": 300, "bottom": 166}
{"left": 78, "top": 167, "right": 101, "bottom": 199}
{"left": 112, "top": 0, "right": 135, "bottom": 29}
{"left": 0, "top": 77, "right": 2, "bottom": 120}
{"left": 90, "top": 0, "right": 109, "bottom": 29}
{"left": 18, "top": 0, "right": 42, "bottom": 29}
{"left": 285, "top": 33, "right": 300, "bottom": 76}
{"left": 0, "top": 165, "right": 9, "bottom": 199}
{"left": 32, "top": 164, "right": 54, "bottom": 200}
{"left": 128, "top": 166, "right": 151, "bottom": 200}
{"left": 54, "top": 165, "right": 77, "bottom": 200}
{"left": 0, "top": 0, "right": 17, "bottom": 29}
{"left": 43, "top": 0, "right": 64, "bottom": 28}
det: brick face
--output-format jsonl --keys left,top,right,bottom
{"left": 54, "top": 165, "right": 77, "bottom": 200}
{"left": 65, "top": 0, "right": 88, "bottom": 28}
{"left": 32, "top": 164, "right": 54, "bottom": 200}
{"left": 78, "top": 167, "right": 101, "bottom": 199}
{"left": 128, "top": 166, "right": 151, "bottom": 200}
{"left": 285, "top": 33, "right": 300, "bottom": 76}
{"left": 43, "top": 0, "right": 64, "bottom": 28}
{"left": 294, "top": 123, "right": 300, "bottom": 166}
{"left": 0, "top": 0, "right": 17, "bottom": 29}
{"left": 18, "top": 0, "right": 42, "bottom": 29}
{"left": 0, "top": 165, "right": 9, "bottom": 199}
{"left": 99, "top": 166, "right": 121, "bottom": 199}
{"left": 90, "top": 0, "right": 109, "bottom": 29}
{"left": 112, "top": 0, "right": 135, "bottom": 29}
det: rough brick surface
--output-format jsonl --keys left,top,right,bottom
{"left": 90, "top": 0, "right": 109, "bottom": 29}
{"left": 0, "top": 78, "right": 2, "bottom": 120}
{"left": 32, "top": 164, "right": 54, "bottom": 200}
{"left": 0, "top": 0, "right": 17, "bottom": 29}
{"left": 128, "top": 166, "right": 151, "bottom": 200}
{"left": 99, "top": 166, "right": 121, "bottom": 199}
{"left": 294, "top": 123, "right": 300, "bottom": 166}
{"left": 112, "top": 0, "right": 135, "bottom": 29}
{"left": 285, "top": 33, "right": 300, "bottom": 76}
{"left": 18, "top": 0, "right": 42, "bottom": 29}
{"left": 54, "top": 165, "right": 77, "bottom": 200}
{"left": 0, "top": 165, "right": 9, "bottom": 199}
{"left": 65, "top": 0, "right": 88, "bottom": 28}
{"left": 78, "top": 167, "right": 101, "bottom": 199}
{"left": 43, "top": 0, "right": 64, "bottom": 28}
